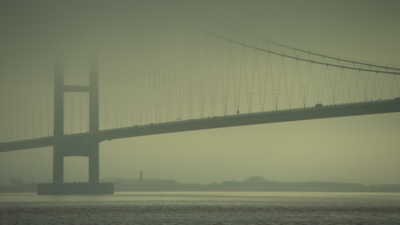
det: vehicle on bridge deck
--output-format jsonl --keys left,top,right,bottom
{"left": 315, "top": 103, "right": 323, "bottom": 108}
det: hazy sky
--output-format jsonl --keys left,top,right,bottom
{"left": 1, "top": 0, "right": 400, "bottom": 185}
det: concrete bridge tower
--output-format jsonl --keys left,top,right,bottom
{"left": 53, "top": 57, "right": 100, "bottom": 184}
{"left": 37, "top": 57, "right": 114, "bottom": 194}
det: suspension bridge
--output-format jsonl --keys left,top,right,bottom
{"left": 1, "top": 25, "right": 400, "bottom": 192}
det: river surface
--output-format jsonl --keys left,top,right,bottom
{"left": 1, "top": 192, "right": 400, "bottom": 224}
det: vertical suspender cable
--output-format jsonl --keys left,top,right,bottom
{"left": 352, "top": 70, "right": 361, "bottom": 102}
{"left": 261, "top": 51, "right": 269, "bottom": 112}
{"left": 389, "top": 74, "right": 395, "bottom": 99}
{"left": 224, "top": 41, "right": 232, "bottom": 115}
{"left": 237, "top": 43, "right": 245, "bottom": 113}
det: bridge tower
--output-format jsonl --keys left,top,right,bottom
{"left": 53, "top": 58, "right": 99, "bottom": 184}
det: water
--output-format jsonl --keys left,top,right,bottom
{"left": 1, "top": 192, "right": 400, "bottom": 224}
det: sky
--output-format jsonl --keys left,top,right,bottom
{"left": 1, "top": 0, "right": 400, "bottom": 185}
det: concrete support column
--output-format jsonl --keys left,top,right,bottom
{"left": 89, "top": 58, "right": 99, "bottom": 133}
{"left": 54, "top": 58, "right": 64, "bottom": 137}
{"left": 88, "top": 142, "right": 99, "bottom": 184}
{"left": 53, "top": 58, "right": 64, "bottom": 184}
{"left": 88, "top": 57, "right": 100, "bottom": 184}
{"left": 53, "top": 144, "right": 64, "bottom": 183}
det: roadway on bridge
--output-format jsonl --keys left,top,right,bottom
{"left": 1, "top": 99, "right": 400, "bottom": 153}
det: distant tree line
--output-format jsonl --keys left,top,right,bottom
{"left": 108, "top": 176, "right": 400, "bottom": 193}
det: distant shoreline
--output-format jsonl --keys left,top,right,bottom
{"left": 2, "top": 176, "right": 400, "bottom": 193}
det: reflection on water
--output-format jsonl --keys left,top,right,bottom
{"left": 1, "top": 192, "right": 400, "bottom": 224}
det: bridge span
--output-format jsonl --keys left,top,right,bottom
{"left": 1, "top": 99, "right": 399, "bottom": 153}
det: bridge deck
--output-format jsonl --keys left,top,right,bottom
{"left": 1, "top": 99, "right": 400, "bottom": 153}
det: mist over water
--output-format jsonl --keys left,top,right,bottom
{"left": 1, "top": 192, "right": 400, "bottom": 224}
